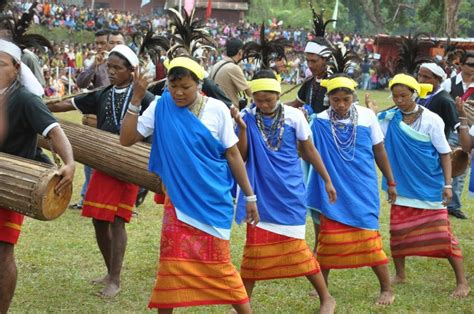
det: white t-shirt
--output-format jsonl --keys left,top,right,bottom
{"left": 138, "top": 96, "right": 238, "bottom": 149}
{"left": 378, "top": 106, "right": 451, "bottom": 154}
{"left": 317, "top": 105, "right": 384, "bottom": 145}
{"left": 244, "top": 104, "right": 311, "bottom": 141}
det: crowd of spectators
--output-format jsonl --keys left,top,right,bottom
{"left": 9, "top": 1, "right": 390, "bottom": 97}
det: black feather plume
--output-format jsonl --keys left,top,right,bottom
{"left": 167, "top": 8, "right": 216, "bottom": 59}
{"left": 396, "top": 32, "right": 433, "bottom": 75}
{"left": 1, "top": 1, "right": 52, "bottom": 52}
{"left": 328, "top": 44, "right": 361, "bottom": 74}
{"left": 134, "top": 27, "right": 170, "bottom": 65}
{"left": 308, "top": 1, "right": 335, "bottom": 38}
{"left": 242, "top": 23, "right": 291, "bottom": 70}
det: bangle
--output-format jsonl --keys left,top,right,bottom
{"left": 387, "top": 181, "right": 397, "bottom": 187}
{"left": 126, "top": 109, "right": 139, "bottom": 116}
{"left": 459, "top": 125, "right": 469, "bottom": 129}
{"left": 458, "top": 117, "right": 468, "bottom": 120}
{"left": 444, "top": 185, "right": 453, "bottom": 189}
{"left": 245, "top": 195, "right": 257, "bottom": 203}
{"left": 128, "top": 103, "right": 142, "bottom": 114}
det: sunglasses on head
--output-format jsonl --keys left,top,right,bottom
{"left": 464, "top": 62, "right": 474, "bottom": 67}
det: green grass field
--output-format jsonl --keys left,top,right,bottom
{"left": 10, "top": 89, "right": 474, "bottom": 313}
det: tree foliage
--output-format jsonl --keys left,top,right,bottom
{"left": 247, "top": 0, "right": 473, "bottom": 37}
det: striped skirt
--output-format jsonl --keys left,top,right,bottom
{"left": 317, "top": 216, "right": 388, "bottom": 269}
{"left": 148, "top": 197, "right": 248, "bottom": 309}
{"left": 240, "top": 226, "right": 320, "bottom": 280}
{"left": 82, "top": 170, "right": 139, "bottom": 223}
{"left": 0, "top": 207, "right": 24, "bottom": 244}
{"left": 390, "top": 205, "right": 462, "bottom": 259}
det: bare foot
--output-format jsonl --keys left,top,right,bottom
{"left": 376, "top": 290, "right": 395, "bottom": 305}
{"left": 391, "top": 275, "right": 406, "bottom": 285}
{"left": 308, "top": 289, "right": 320, "bottom": 298}
{"left": 98, "top": 282, "right": 121, "bottom": 298}
{"left": 319, "top": 296, "right": 336, "bottom": 314}
{"left": 91, "top": 274, "right": 110, "bottom": 285}
{"left": 450, "top": 283, "right": 470, "bottom": 299}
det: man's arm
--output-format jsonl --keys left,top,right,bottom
{"left": 47, "top": 126, "right": 76, "bottom": 193}
{"left": 48, "top": 99, "right": 76, "bottom": 113}
{"left": 76, "top": 66, "right": 96, "bottom": 88}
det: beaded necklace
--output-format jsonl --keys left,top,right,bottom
{"left": 110, "top": 85, "right": 133, "bottom": 132}
{"left": 402, "top": 105, "right": 423, "bottom": 129}
{"left": 255, "top": 103, "right": 285, "bottom": 151}
{"left": 329, "top": 104, "right": 358, "bottom": 162}
{"left": 188, "top": 93, "right": 206, "bottom": 118}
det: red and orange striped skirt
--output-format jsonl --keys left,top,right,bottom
{"left": 317, "top": 216, "right": 388, "bottom": 269}
{"left": 0, "top": 207, "right": 24, "bottom": 244}
{"left": 148, "top": 197, "right": 248, "bottom": 309}
{"left": 240, "top": 226, "right": 320, "bottom": 281}
{"left": 82, "top": 170, "right": 139, "bottom": 223}
{"left": 390, "top": 205, "right": 462, "bottom": 259}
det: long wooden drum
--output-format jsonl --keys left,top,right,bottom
{"left": 38, "top": 119, "right": 162, "bottom": 193}
{"left": 0, "top": 153, "right": 72, "bottom": 220}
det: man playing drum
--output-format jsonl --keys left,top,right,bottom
{"left": 0, "top": 39, "right": 75, "bottom": 313}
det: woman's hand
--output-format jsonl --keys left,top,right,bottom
{"left": 230, "top": 105, "right": 247, "bottom": 129}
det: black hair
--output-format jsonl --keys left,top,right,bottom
{"left": 461, "top": 51, "right": 474, "bottom": 64}
{"left": 109, "top": 30, "right": 125, "bottom": 39}
{"left": 168, "top": 66, "right": 200, "bottom": 83}
{"left": 95, "top": 29, "right": 110, "bottom": 38}
{"left": 390, "top": 83, "right": 416, "bottom": 94}
{"left": 226, "top": 38, "right": 243, "bottom": 57}
{"left": 252, "top": 69, "right": 277, "bottom": 80}
{"left": 108, "top": 51, "right": 133, "bottom": 68}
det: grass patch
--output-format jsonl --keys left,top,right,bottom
{"left": 10, "top": 88, "right": 474, "bottom": 313}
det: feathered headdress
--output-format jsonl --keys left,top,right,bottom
{"left": 396, "top": 32, "right": 433, "bottom": 75}
{"left": 166, "top": 8, "right": 216, "bottom": 59}
{"left": 328, "top": 44, "right": 361, "bottom": 75}
{"left": 242, "top": 22, "right": 291, "bottom": 70}
{"left": 0, "top": 1, "right": 52, "bottom": 52}
{"left": 308, "top": 1, "right": 335, "bottom": 38}
{"left": 133, "top": 27, "right": 170, "bottom": 64}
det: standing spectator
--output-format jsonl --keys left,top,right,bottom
{"left": 209, "top": 38, "right": 251, "bottom": 108}
{"left": 360, "top": 56, "right": 371, "bottom": 90}
{"left": 441, "top": 51, "right": 474, "bottom": 219}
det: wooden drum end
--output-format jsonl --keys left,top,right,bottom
{"left": 40, "top": 174, "right": 73, "bottom": 220}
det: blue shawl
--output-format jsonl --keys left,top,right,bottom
{"left": 380, "top": 109, "right": 444, "bottom": 202}
{"left": 148, "top": 91, "right": 234, "bottom": 239}
{"left": 306, "top": 115, "right": 380, "bottom": 230}
{"left": 235, "top": 111, "right": 307, "bottom": 226}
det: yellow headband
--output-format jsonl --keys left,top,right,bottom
{"left": 389, "top": 74, "right": 433, "bottom": 98}
{"left": 249, "top": 78, "right": 282, "bottom": 94}
{"left": 320, "top": 77, "right": 358, "bottom": 93}
{"left": 168, "top": 57, "right": 206, "bottom": 80}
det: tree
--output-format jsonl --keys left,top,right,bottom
{"left": 444, "top": 0, "right": 462, "bottom": 37}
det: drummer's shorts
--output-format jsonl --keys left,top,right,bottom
{"left": 0, "top": 207, "right": 25, "bottom": 244}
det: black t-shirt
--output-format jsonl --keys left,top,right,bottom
{"left": 424, "top": 90, "right": 459, "bottom": 138}
{"left": 74, "top": 85, "right": 155, "bottom": 134}
{"left": 297, "top": 77, "right": 328, "bottom": 114}
{"left": 0, "top": 86, "right": 58, "bottom": 159}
